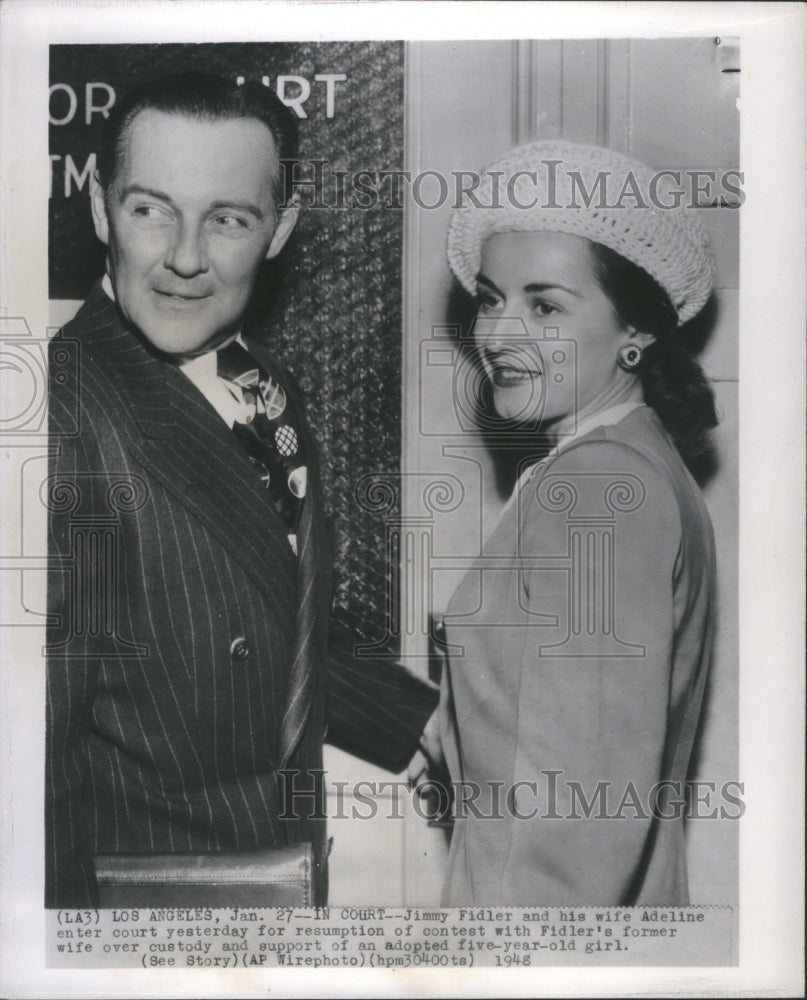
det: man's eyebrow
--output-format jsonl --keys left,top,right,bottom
{"left": 119, "top": 184, "right": 173, "bottom": 204}
{"left": 476, "top": 275, "right": 582, "bottom": 298}
{"left": 118, "top": 186, "right": 265, "bottom": 221}
{"left": 208, "top": 199, "right": 265, "bottom": 221}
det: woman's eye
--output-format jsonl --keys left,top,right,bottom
{"left": 533, "top": 300, "right": 559, "bottom": 317}
{"left": 477, "top": 293, "right": 501, "bottom": 311}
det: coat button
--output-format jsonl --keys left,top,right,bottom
{"left": 230, "top": 637, "right": 249, "bottom": 661}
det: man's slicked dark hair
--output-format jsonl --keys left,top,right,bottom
{"left": 97, "top": 71, "right": 300, "bottom": 208}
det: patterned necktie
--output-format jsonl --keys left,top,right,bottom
{"left": 217, "top": 340, "right": 307, "bottom": 537}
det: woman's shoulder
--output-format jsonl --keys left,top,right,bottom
{"left": 549, "top": 410, "right": 675, "bottom": 478}
{"left": 549, "top": 407, "right": 692, "bottom": 492}
{"left": 523, "top": 411, "right": 684, "bottom": 545}
{"left": 530, "top": 407, "right": 714, "bottom": 563}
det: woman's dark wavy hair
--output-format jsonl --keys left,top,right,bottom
{"left": 97, "top": 72, "right": 299, "bottom": 210}
{"left": 588, "top": 241, "right": 718, "bottom": 459}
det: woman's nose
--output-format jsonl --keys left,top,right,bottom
{"left": 474, "top": 314, "right": 530, "bottom": 351}
{"left": 164, "top": 220, "right": 208, "bottom": 277}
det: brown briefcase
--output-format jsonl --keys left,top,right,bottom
{"left": 94, "top": 844, "right": 313, "bottom": 908}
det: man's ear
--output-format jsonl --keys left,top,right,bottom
{"left": 264, "top": 199, "right": 299, "bottom": 260}
{"left": 89, "top": 172, "right": 110, "bottom": 246}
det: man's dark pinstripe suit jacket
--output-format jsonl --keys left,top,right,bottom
{"left": 46, "top": 283, "right": 438, "bottom": 909}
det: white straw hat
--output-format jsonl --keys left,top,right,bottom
{"left": 446, "top": 140, "right": 715, "bottom": 326}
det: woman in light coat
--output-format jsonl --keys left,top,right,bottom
{"left": 426, "top": 141, "right": 718, "bottom": 906}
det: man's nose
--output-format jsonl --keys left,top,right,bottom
{"left": 164, "top": 220, "right": 208, "bottom": 277}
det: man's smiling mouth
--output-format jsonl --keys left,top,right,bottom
{"left": 153, "top": 290, "right": 212, "bottom": 303}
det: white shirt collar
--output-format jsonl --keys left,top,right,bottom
{"left": 101, "top": 273, "right": 248, "bottom": 428}
{"left": 176, "top": 338, "right": 252, "bottom": 429}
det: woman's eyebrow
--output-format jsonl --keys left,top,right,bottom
{"left": 476, "top": 273, "right": 502, "bottom": 295}
{"left": 524, "top": 282, "right": 582, "bottom": 298}
{"left": 477, "top": 274, "right": 582, "bottom": 298}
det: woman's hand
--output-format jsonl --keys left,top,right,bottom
{"left": 408, "top": 707, "right": 445, "bottom": 788}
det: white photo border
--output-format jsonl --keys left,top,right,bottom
{"left": 1, "top": 1, "right": 804, "bottom": 997}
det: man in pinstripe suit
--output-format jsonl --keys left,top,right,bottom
{"left": 46, "top": 72, "right": 437, "bottom": 908}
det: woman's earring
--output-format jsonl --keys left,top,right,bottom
{"left": 617, "top": 344, "right": 644, "bottom": 372}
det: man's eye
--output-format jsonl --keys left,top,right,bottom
{"left": 131, "top": 204, "right": 169, "bottom": 222}
{"left": 212, "top": 215, "right": 249, "bottom": 230}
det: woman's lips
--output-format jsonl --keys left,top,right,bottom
{"left": 489, "top": 358, "right": 542, "bottom": 387}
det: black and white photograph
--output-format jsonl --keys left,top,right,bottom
{"left": 0, "top": 2, "right": 804, "bottom": 997}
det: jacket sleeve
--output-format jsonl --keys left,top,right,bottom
{"left": 324, "top": 620, "right": 439, "bottom": 773}
{"left": 509, "top": 438, "right": 682, "bottom": 904}
{"left": 45, "top": 348, "right": 100, "bottom": 908}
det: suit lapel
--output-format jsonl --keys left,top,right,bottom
{"left": 246, "top": 339, "right": 329, "bottom": 766}
{"left": 78, "top": 286, "right": 297, "bottom": 608}
{"left": 126, "top": 391, "right": 298, "bottom": 613}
